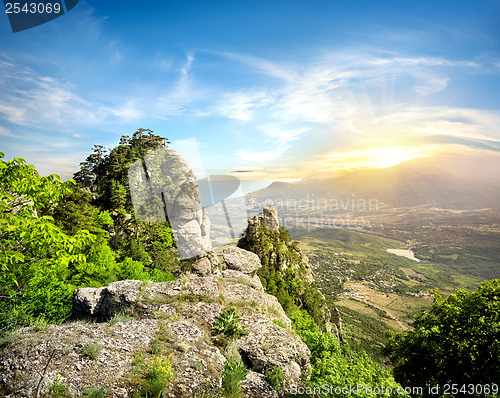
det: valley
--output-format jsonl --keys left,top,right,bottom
{"left": 282, "top": 206, "right": 499, "bottom": 358}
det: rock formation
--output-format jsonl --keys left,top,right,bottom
{"left": 222, "top": 246, "right": 262, "bottom": 277}
{"left": 0, "top": 249, "right": 310, "bottom": 397}
{"left": 128, "top": 147, "right": 212, "bottom": 260}
{"left": 239, "top": 206, "right": 346, "bottom": 338}
{"left": 330, "top": 306, "right": 346, "bottom": 343}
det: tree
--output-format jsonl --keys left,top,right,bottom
{"left": 0, "top": 153, "right": 95, "bottom": 329}
{"left": 384, "top": 280, "right": 500, "bottom": 395}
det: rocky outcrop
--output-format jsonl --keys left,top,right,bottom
{"left": 263, "top": 206, "right": 279, "bottom": 230}
{"left": 0, "top": 252, "right": 310, "bottom": 397}
{"left": 330, "top": 306, "right": 346, "bottom": 343}
{"left": 128, "top": 148, "right": 212, "bottom": 260}
{"left": 222, "top": 246, "right": 262, "bottom": 277}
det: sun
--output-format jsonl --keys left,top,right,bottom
{"left": 367, "top": 147, "right": 428, "bottom": 168}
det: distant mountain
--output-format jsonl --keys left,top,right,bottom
{"left": 252, "top": 154, "right": 500, "bottom": 209}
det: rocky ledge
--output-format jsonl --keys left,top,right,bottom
{"left": 0, "top": 248, "right": 310, "bottom": 398}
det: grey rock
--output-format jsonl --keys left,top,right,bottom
{"left": 238, "top": 318, "right": 310, "bottom": 387}
{"left": 128, "top": 148, "right": 213, "bottom": 260}
{"left": 222, "top": 246, "right": 262, "bottom": 276}
{"left": 192, "top": 257, "right": 212, "bottom": 276}
{"left": 241, "top": 371, "right": 278, "bottom": 398}
{"left": 221, "top": 269, "right": 264, "bottom": 291}
{"left": 263, "top": 206, "right": 279, "bottom": 230}
{"left": 72, "top": 287, "right": 106, "bottom": 316}
{"left": 6, "top": 266, "right": 311, "bottom": 398}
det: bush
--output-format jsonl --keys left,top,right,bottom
{"left": 384, "top": 280, "right": 500, "bottom": 392}
{"left": 264, "top": 366, "right": 285, "bottom": 392}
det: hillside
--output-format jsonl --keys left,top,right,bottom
{"left": 0, "top": 136, "right": 402, "bottom": 397}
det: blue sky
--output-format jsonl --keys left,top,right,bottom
{"left": 1, "top": 0, "right": 500, "bottom": 184}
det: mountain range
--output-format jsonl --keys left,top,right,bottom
{"left": 252, "top": 154, "right": 500, "bottom": 210}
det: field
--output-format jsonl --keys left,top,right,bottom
{"left": 287, "top": 208, "right": 498, "bottom": 358}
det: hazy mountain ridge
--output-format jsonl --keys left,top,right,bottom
{"left": 254, "top": 155, "right": 500, "bottom": 209}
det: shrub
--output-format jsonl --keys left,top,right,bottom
{"left": 222, "top": 361, "right": 248, "bottom": 398}
{"left": 214, "top": 308, "right": 248, "bottom": 339}
{"left": 47, "top": 375, "right": 71, "bottom": 397}
{"left": 81, "top": 342, "right": 102, "bottom": 360}
{"left": 143, "top": 356, "right": 174, "bottom": 397}
{"left": 264, "top": 366, "right": 285, "bottom": 392}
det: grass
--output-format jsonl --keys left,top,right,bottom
{"left": 81, "top": 386, "right": 107, "bottom": 398}
{"left": 222, "top": 361, "right": 248, "bottom": 398}
{"left": 47, "top": 375, "right": 71, "bottom": 397}
{"left": 81, "top": 342, "right": 102, "bottom": 360}
{"left": 108, "top": 312, "right": 135, "bottom": 326}
{"left": 272, "top": 319, "right": 285, "bottom": 328}
{"left": 31, "top": 317, "right": 49, "bottom": 332}
{"left": 264, "top": 366, "right": 285, "bottom": 392}
{"left": 214, "top": 308, "right": 248, "bottom": 339}
{"left": 150, "top": 338, "right": 163, "bottom": 355}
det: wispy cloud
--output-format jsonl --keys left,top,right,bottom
{"left": 0, "top": 125, "right": 13, "bottom": 137}
{"left": 197, "top": 50, "right": 497, "bottom": 177}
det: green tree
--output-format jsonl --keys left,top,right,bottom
{"left": 0, "top": 153, "right": 95, "bottom": 329}
{"left": 384, "top": 280, "right": 500, "bottom": 395}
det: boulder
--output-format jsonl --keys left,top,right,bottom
{"left": 241, "top": 371, "right": 278, "bottom": 398}
{"left": 191, "top": 257, "right": 212, "bottom": 276}
{"left": 222, "top": 246, "right": 262, "bottom": 276}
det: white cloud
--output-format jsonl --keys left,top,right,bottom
{"left": 216, "top": 91, "right": 272, "bottom": 121}
{"left": 0, "top": 125, "right": 13, "bottom": 137}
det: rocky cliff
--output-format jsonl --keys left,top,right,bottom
{"left": 238, "top": 207, "right": 344, "bottom": 337}
{"left": 0, "top": 247, "right": 310, "bottom": 398}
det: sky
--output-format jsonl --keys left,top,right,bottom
{"left": 1, "top": 0, "right": 500, "bottom": 187}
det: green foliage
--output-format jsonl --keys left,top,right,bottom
{"left": 0, "top": 130, "right": 183, "bottom": 332}
{"left": 222, "top": 361, "right": 248, "bottom": 398}
{"left": 264, "top": 366, "right": 285, "bottom": 392}
{"left": 214, "top": 308, "right": 248, "bottom": 339}
{"left": 81, "top": 342, "right": 102, "bottom": 360}
{"left": 0, "top": 153, "right": 96, "bottom": 330}
{"left": 239, "top": 224, "right": 329, "bottom": 330}
{"left": 46, "top": 375, "right": 71, "bottom": 397}
{"left": 143, "top": 356, "right": 174, "bottom": 398}
{"left": 81, "top": 386, "right": 107, "bottom": 398}
{"left": 300, "top": 330, "right": 402, "bottom": 397}
{"left": 384, "top": 280, "right": 500, "bottom": 394}
{"left": 150, "top": 338, "right": 163, "bottom": 355}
